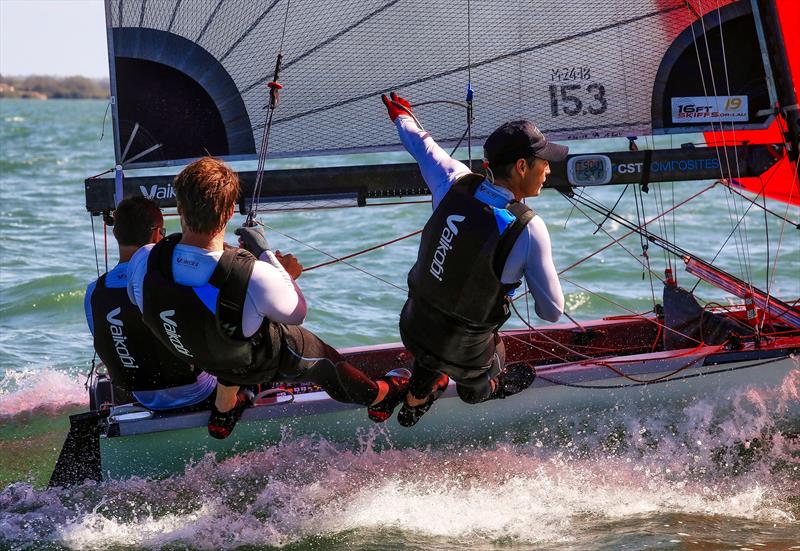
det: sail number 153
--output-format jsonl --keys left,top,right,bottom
{"left": 549, "top": 84, "right": 607, "bottom": 116}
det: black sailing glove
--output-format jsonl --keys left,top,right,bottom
{"left": 235, "top": 226, "right": 269, "bottom": 258}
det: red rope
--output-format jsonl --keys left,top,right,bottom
{"left": 304, "top": 229, "right": 422, "bottom": 271}
{"left": 560, "top": 275, "right": 703, "bottom": 345}
{"left": 587, "top": 342, "right": 722, "bottom": 384}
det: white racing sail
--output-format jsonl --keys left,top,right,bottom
{"left": 104, "top": 0, "right": 775, "bottom": 165}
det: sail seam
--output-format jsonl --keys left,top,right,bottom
{"left": 267, "top": 5, "right": 684, "bottom": 125}
{"left": 241, "top": 0, "right": 402, "bottom": 95}
{"left": 195, "top": 0, "right": 225, "bottom": 44}
{"left": 219, "top": 0, "right": 283, "bottom": 63}
{"left": 167, "top": 0, "right": 181, "bottom": 33}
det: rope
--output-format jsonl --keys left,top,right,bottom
{"left": 304, "top": 229, "right": 422, "bottom": 271}
{"left": 247, "top": 0, "right": 292, "bottom": 225}
{"left": 262, "top": 223, "right": 407, "bottom": 293}
{"left": 564, "top": 191, "right": 665, "bottom": 284}
{"left": 633, "top": 184, "right": 658, "bottom": 307}
{"left": 557, "top": 183, "right": 717, "bottom": 276}
{"left": 761, "top": 112, "right": 800, "bottom": 333}
{"left": 559, "top": 275, "right": 703, "bottom": 345}
{"left": 103, "top": 219, "right": 109, "bottom": 273}
{"left": 538, "top": 356, "right": 784, "bottom": 390}
{"left": 685, "top": 2, "right": 750, "bottom": 286}
{"left": 508, "top": 297, "right": 721, "bottom": 386}
{"left": 90, "top": 214, "right": 101, "bottom": 278}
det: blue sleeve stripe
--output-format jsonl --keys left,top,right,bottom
{"left": 193, "top": 284, "right": 219, "bottom": 314}
{"left": 492, "top": 207, "right": 516, "bottom": 235}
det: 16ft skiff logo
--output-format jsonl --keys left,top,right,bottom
{"left": 671, "top": 96, "right": 748, "bottom": 123}
{"left": 160, "top": 310, "right": 193, "bottom": 357}
{"left": 429, "top": 215, "right": 465, "bottom": 282}
{"left": 106, "top": 307, "right": 138, "bottom": 369}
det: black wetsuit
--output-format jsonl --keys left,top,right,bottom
{"left": 401, "top": 174, "right": 533, "bottom": 403}
{"left": 137, "top": 235, "right": 380, "bottom": 406}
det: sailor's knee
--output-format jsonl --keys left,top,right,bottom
{"left": 456, "top": 382, "right": 486, "bottom": 404}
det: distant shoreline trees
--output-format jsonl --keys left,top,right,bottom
{"left": 0, "top": 75, "right": 109, "bottom": 99}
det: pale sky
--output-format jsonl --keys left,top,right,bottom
{"left": 0, "top": 0, "right": 109, "bottom": 78}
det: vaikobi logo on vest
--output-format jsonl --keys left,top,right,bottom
{"left": 671, "top": 96, "right": 748, "bottom": 123}
{"left": 106, "top": 307, "right": 138, "bottom": 369}
{"left": 429, "top": 214, "right": 465, "bottom": 282}
{"left": 160, "top": 310, "right": 193, "bottom": 357}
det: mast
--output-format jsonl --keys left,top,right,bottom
{"left": 754, "top": 0, "right": 800, "bottom": 166}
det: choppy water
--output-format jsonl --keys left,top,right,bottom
{"left": 0, "top": 99, "right": 798, "bottom": 550}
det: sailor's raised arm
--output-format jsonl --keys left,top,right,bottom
{"left": 383, "top": 92, "right": 470, "bottom": 207}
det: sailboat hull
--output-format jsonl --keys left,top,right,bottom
{"left": 96, "top": 324, "right": 800, "bottom": 481}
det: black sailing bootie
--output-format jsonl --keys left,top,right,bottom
{"left": 396, "top": 373, "right": 450, "bottom": 427}
{"left": 367, "top": 368, "right": 412, "bottom": 423}
{"left": 487, "top": 362, "right": 536, "bottom": 400}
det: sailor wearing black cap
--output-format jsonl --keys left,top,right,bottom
{"left": 375, "top": 93, "right": 566, "bottom": 427}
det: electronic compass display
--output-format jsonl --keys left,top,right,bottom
{"left": 567, "top": 155, "right": 613, "bottom": 186}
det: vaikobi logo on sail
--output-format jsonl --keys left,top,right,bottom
{"left": 429, "top": 215, "right": 465, "bottom": 282}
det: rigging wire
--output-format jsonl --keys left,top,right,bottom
{"left": 723, "top": 182, "right": 798, "bottom": 226}
{"left": 564, "top": 191, "right": 666, "bottom": 284}
{"left": 707, "top": 0, "right": 756, "bottom": 291}
{"left": 261, "top": 223, "right": 408, "bottom": 293}
{"left": 247, "top": 0, "right": 292, "bottom": 226}
{"left": 633, "top": 184, "right": 658, "bottom": 307}
{"left": 689, "top": 173, "right": 791, "bottom": 294}
{"left": 466, "top": 0, "right": 473, "bottom": 166}
{"left": 557, "top": 183, "right": 718, "bottom": 277}
{"left": 304, "top": 229, "right": 422, "bottom": 271}
{"left": 90, "top": 214, "right": 101, "bottom": 278}
{"left": 685, "top": 2, "right": 750, "bottom": 287}
{"left": 761, "top": 112, "right": 800, "bottom": 333}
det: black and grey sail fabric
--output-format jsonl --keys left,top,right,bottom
{"left": 105, "top": 0, "right": 775, "bottom": 168}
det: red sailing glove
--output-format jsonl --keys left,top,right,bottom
{"left": 381, "top": 92, "right": 414, "bottom": 122}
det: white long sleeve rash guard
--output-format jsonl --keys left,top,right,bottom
{"left": 127, "top": 243, "right": 307, "bottom": 337}
{"left": 396, "top": 115, "right": 565, "bottom": 322}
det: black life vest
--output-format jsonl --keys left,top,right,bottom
{"left": 140, "top": 234, "right": 275, "bottom": 383}
{"left": 90, "top": 273, "right": 198, "bottom": 391}
{"left": 401, "top": 174, "right": 533, "bottom": 369}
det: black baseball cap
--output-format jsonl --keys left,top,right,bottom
{"left": 483, "top": 120, "right": 569, "bottom": 165}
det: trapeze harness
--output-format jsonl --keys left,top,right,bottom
{"left": 401, "top": 173, "right": 534, "bottom": 373}
{"left": 140, "top": 235, "right": 277, "bottom": 385}
{"left": 90, "top": 273, "right": 199, "bottom": 391}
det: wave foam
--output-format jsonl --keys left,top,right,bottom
{"left": 1, "top": 371, "right": 798, "bottom": 550}
{"left": 0, "top": 368, "right": 86, "bottom": 420}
